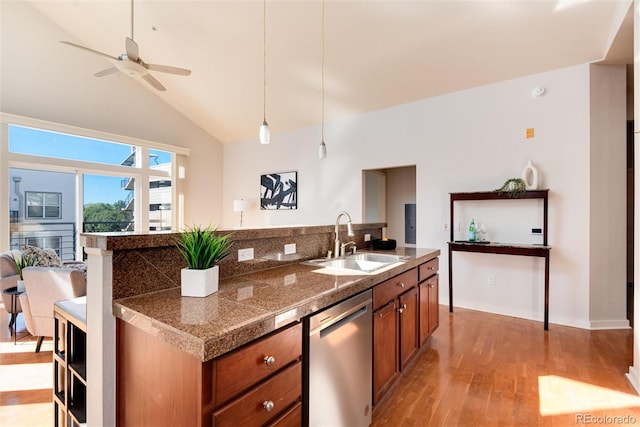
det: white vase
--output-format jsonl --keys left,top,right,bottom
{"left": 16, "top": 279, "right": 25, "bottom": 292}
{"left": 181, "top": 265, "right": 219, "bottom": 297}
{"left": 521, "top": 160, "right": 539, "bottom": 190}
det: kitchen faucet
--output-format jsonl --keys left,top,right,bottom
{"left": 341, "top": 241, "right": 356, "bottom": 256}
{"left": 334, "top": 211, "right": 354, "bottom": 258}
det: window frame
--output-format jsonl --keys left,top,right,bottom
{"left": 25, "top": 191, "right": 62, "bottom": 220}
{"left": 0, "top": 113, "right": 189, "bottom": 257}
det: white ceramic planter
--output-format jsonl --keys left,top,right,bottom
{"left": 180, "top": 265, "right": 219, "bottom": 297}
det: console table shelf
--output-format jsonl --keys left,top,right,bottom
{"left": 448, "top": 190, "right": 551, "bottom": 330}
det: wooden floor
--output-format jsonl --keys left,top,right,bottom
{"left": 373, "top": 307, "right": 640, "bottom": 426}
{"left": 1, "top": 302, "right": 639, "bottom": 427}
{"left": 0, "top": 303, "right": 54, "bottom": 427}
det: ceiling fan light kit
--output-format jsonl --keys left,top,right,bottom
{"left": 60, "top": 0, "right": 191, "bottom": 92}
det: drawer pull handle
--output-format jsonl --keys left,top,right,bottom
{"left": 398, "top": 304, "right": 406, "bottom": 314}
{"left": 398, "top": 282, "right": 405, "bottom": 288}
{"left": 264, "top": 355, "right": 276, "bottom": 366}
{"left": 263, "top": 400, "right": 275, "bottom": 412}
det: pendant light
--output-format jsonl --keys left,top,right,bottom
{"left": 259, "top": 0, "right": 271, "bottom": 144}
{"left": 318, "top": 0, "right": 327, "bottom": 159}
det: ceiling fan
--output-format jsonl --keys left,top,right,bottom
{"left": 60, "top": 0, "right": 191, "bottom": 91}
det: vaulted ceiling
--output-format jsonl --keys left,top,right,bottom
{"left": 27, "top": 0, "right": 634, "bottom": 144}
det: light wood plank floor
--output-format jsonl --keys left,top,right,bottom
{"left": 1, "top": 301, "right": 638, "bottom": 426}
{"left": 0, "top": 303, "right": 54, "bottom": 427}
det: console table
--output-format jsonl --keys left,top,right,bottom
{"left": 448, "top": 190, "right": 551, "bottom": 330}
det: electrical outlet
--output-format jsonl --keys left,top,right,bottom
{"left": 443, "top": 223, "right": 449, "bottom": 231}
{"left": 364, "top": 234, "right": 371, "bottom": 242}
{"left": 487, "top": 275, "right": 495, "bottom": 286}
{"left": 238, "top": 248, "right": 254, "bottom": 262}
{"left": 455, "top": 222, "right": 461, "bottom": 231}
{"left": 284, "top": 243, "right": 296, "bottom": 255}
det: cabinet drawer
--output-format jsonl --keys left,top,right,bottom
{"left": 419, "top": 258, "right": 439, "bottom": 281}
{"left": 267, "top": 401, "right": 301, "bottom": 427}
{"left": 213, "top": 362, "right": 302, "bottom": 427}
{"left": 373, "top": 268, "right": 418, "bottom": 310}
{"left": 214, "top": 322, "right": 302, "bottom": 406}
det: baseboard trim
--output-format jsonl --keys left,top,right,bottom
{"left": 627, "top": 366, "right": 640, "bottom": 395}
{"left": 589, "top": 319, "right": 631, "bottom": 330}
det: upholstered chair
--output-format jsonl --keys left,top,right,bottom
{"left": 18, "top": 266, "right": 87, "bottom": 352}
{"left": 1, "top": 250, "right": 23, "bottom": 328}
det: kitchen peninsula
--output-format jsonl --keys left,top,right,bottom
{"left": 80, "top": 224, "right": 440, "bottom": 426}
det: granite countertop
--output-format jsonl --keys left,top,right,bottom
{"left": 113, "top": 247, "right": 440, "bottom": 362}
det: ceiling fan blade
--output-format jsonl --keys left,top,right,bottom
{"left": 125, "top": 37, "right": 139, "bottom": 61}
{"left": 141, "top": 73, "right": 166, "bottom": 91}
{"left": 60, "top": 41, "right": 120, "bottom": 61}
{"left": 94, "top": 67, "right": 119, "bottom": 77}
{"left": 144, "top": 63, "right": 192, "bottom": 76}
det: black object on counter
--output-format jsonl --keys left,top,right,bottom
{"left": 372, "top": 238, "right": 396, "bottom": 250}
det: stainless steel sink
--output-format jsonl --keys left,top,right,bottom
{"left": 303, "top": 252, "right": 408, "bottom": 273}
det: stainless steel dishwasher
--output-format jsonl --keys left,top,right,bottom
{"left": 304, "top": 289, "right": 373, "bottom": 427}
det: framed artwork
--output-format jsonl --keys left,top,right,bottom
{"left": 260, "top": 171, "right": 297, "bottom": 210}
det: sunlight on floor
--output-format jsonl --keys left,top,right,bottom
{"left": 0, "top": 362, "right": 52, "bottom": 392}
{"left": 0, "top": 339, "right": 52, "bottom": 354}
{"left": 539, "top": 375, "right": 640, "bottom": 416}
{"left": 0, "top": 402, "right": 54, "bottom": 427}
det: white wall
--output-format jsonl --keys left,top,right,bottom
{"left": 589, "top": 64, "right": 628, "bottom": 328}
{"left": 224, "top": 63, "right": 628, "bottom": 329}
{"left": 0, "top": 0, "right": 223, "bottom": 227}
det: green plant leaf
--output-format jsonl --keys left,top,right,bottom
{"left": 175, "top": 224, "right": 233, "bottom": 270}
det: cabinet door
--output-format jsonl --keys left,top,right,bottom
{"left": 399, "top": 286, "right": 419, "bottom": 370}
{"left": 372, "top": 301, "right": 398, "bottom": 405}
{"left": 419, "top": 281, "right": 430, "bottom": 346}
{"left": 428, "top": 274, "right": 439, "bottom": 335}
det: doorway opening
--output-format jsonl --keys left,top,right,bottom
{"left": 362, "top": 165, "right": 416, "bottom": 247}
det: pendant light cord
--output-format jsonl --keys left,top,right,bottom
{"left": 131, "top": 0, "right": 134, "bottom": 40}
{"left": 263, "top": 0, "right": 267, "bottom": 122}
{"left": 321, "top": 0, "right": 325, "bottom": 142}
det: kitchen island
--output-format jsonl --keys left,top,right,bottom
{"left": 81, "top": 225, "right": 439, "bottom": 426}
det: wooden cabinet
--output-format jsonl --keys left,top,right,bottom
{"left": 399, "top": 286, "right": 419, "bottom": 369}
{"left": 372, "top": 267, "right": 418, "bottom": 405}
{"left": 211, "top": 323, "right": 302, "bottom": 426}
{"left": 372, "top": 258, "right": 441, "bottom": 405}
{"left": 116, "top": 320, "right": 302, "bottom": 427}
{"left": 419, "top": 257, "right": 439, "bottom": 345}
{"left": 53, "top": 297, "right": 87, "bottom": 427}
{"left": 419, "top": 274, "right": 439, "bottom": 345}
{"left": 372, "top": 300, "right": 399, "bottom": 405}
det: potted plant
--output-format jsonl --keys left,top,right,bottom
{"left": 9, "top": 252, "right": 36, "bottom": 292}
{"left": 176, "top": 224, "right": 233, "bottom": 297}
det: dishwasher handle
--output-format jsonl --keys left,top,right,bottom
{"left": 310, "top": 300, "right": 371, "bottom": 339}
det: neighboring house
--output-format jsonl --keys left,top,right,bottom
{"left": 8, "top": 168, "right": 77, "bottom": 261}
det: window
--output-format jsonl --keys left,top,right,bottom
{"left": 2, "top": 115, "right": 189, "bottom": 257}
{"left": 25, "top": 236, "right": 62, "bottom": 256}
{"left": 26, "top": 191, "right": 61, "bottom": 219}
